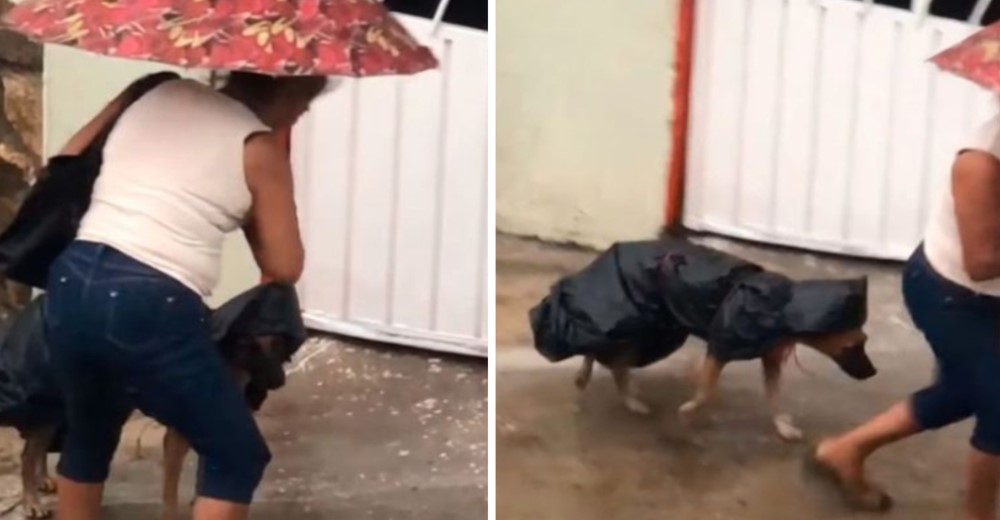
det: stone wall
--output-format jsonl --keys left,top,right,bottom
{"left": 0, "top": 0, "right": 41, "bottom": 316}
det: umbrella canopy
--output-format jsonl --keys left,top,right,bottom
{"left": 930, "top": 20, "right": 1000, "bottom": 92}
{"left": 3, "top": 0, "right": 438, "bottom": 76}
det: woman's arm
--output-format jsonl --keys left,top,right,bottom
{"left": 58, "top": 72, "right": 180, "bottom": 156}
{"left": 242, "top": 132, "right": 305, "bottom": 284}
{"left": 952, "top": 150, "right": 1000, "bottom": 281}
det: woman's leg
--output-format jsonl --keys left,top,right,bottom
{"left": 812, "top": 247, "right": 979, "bottom": 508}
{"left": 44, "top": 246, "right": 136, "bottom": 520}
{"left": 966, "top": 448, "right": 1000, "bottom": 520}
{"left": 116, "top": 296, "right": 270, "bottom": 520}
{"left": 51, "top": 362, "right": 134, "bottom": 520}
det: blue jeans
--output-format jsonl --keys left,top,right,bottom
{"left": 43, "top": 241, "right": 270, "bottom": 503}
{"left": 907, "top": 246, "right": 1000, "bottom": 454}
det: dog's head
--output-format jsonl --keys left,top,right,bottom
{"left": 784, "top": 277, "right": 875, "bottom": 380}
{"left": 211, "top": 283, "right": 308, "bottom": 409}
{"left": 223, "top": 333, "right": 298, "bottom": 392}
{"left": 799, "top": 329, "right": 876, "bottom": 380}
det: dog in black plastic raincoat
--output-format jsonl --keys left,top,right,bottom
{"left": 529, "top": 237, "right": 875, "bottom": 442}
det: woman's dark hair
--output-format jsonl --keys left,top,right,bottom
{"left": 224, "top": 71, "right": 329, "bottom": 106}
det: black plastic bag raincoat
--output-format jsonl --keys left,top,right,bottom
{"left": 530, "top": 239, "right": 868, "bottom": 366}
{"left": 0, "top": 282, "right": 308, "bottom": 437}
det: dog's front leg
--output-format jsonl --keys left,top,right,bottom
{"left": 610, "top": 358, "right": 651, "bottom": 415}
{"left": 575, "top": 355, "right": 595, "bottom": 391}
{"left": 162, "top": 427, "right": 191, "bottom": 520}
{"left": 21, "top": 426, "right": 57, "bottom": 519}
{"left": 573, "top": 355, "right": 595, "bottom": 412}
{"left": 762, "top": 347, "right": 802, "bottom": 442}
{"left": 678, "top": 354, "right": 724, "bottom": 425}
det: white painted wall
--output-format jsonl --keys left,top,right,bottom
{"left": 496, "top": 0, "right": 677, "bottom": 249}
{"left": 685, "top": 0, "right": 996, "bottom": 260}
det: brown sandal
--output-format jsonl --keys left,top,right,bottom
{"left": 802, "top": 445, "right": 893, "bottom": 512}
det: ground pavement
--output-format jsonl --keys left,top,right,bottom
{"left": 497, "top": 234, "right": 970, "bottom": 520}
{"left": 0, "top": 337, "right": 487, "bottom": 519}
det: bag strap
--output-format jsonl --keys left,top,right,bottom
{"left": 83, "top": 71, "right": 183, "bottom": 159}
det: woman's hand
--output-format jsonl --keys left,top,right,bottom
{"left": 242, "top": 132, "right": 305, "bottom": 284}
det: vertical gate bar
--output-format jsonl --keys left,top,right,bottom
{"left": 428, "top": 39, "right": 453, "bottom": 331}
{"left": 767, "top": 0, "right": 790, "bottom": 231}
{"left": 430, "top": 0, "right": 453, "bottom": 36}
{"left": 840, "top": 10, "right": 864, "bottom": 242}
{"left": 912, "top": 0, "right": 931, "bottom": 24}
{"left": 804, "top": 3, "right": 827, "bottom": 234}
{"left": 732, "top": 0, "right": 753, "bottom": 225}
{"left": 970, "top": 0, "right": 992, "bottom": 25}
{"left": 341, "top": 81, "right": 361, "bottom": 320}
{"left": 917, "top": 30, "right": 942, "bottom": 237}
{"left": 877, "top": 21, "right": 902, "bottom": 244}
{"left": 474, "top": 136, "right": 488, "bottom": 339}
{"left": 385, "top": 78, "right": 405, "bottom": 326}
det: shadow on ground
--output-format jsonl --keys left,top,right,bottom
{"left": 497, "top": 234, "right": 969, "bottom": 520}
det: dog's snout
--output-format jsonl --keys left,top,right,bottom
{"left": 834, "top": 344, "right": 877, "bottom": 380}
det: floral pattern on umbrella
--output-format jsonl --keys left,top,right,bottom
{"left": 931, "top": 21, "right": 1000, "bottom": 93}
{"left": 4, "top": 0, "right": 438, "bottom": 76}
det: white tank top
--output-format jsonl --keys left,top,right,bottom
{"left": 77, "top": 79, "right": 269, "bottom": 296}
{"left": 924, "top": 113, "right": 1000, "bottom": 296}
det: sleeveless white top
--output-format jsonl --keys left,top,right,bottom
{"left": 77, "top": 79, "right": 269, "bottom": 296}
{"left": 924, "top": 114, "right": 1000, "bottom": 296}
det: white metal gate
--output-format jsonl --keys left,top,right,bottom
{"left": 685, "top": 0, "right": 997, "bottom": 260}
{"left": 292, "top": 15, "right": 488, "bottom": 357}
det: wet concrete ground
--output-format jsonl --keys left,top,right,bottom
{"left": 497, "top": 234, "right": 971, "bottom": 520}
{"left": 0, "top": 337, "right": 487, "bottom": 519}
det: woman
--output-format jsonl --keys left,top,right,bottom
{"left": 44, "top": 71, "right": 328, "bottom": 520}
{"left": 809, "top": 114, "right": 1000, "bottom": 519}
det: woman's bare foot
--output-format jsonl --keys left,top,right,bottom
{"left": 809, "top": 440, "right": 893, "bottom": 511}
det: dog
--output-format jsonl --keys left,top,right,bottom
{"left": 0, "top": 282, "right": 306, "bottom": 519}
{"left": 530, "top": 237, "right": 876, "bottom": 442}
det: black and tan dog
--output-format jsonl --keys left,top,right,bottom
{"left": 530, "top": 238, "right": 876, "bottom": 442}
{"left": 0, "top": 282, "right": 306, "bottom": 519}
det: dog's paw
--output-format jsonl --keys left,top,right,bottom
{"left": 23, "top": 501, "right": 51, "bottom": 519}
{"left": 624, "top": 397, "right": 652, "bottom": 415}
{"left": 37, "top": 478, "right": 57, "bottom": 494}
{"left": 677, "top": 401, "right": 700, "bottom": 425}
{"left": 774, "top": 415, "right": 803, "bottom": 442}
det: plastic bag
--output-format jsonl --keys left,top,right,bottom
{"left": 530, "top": 239, "right": 868, "bottom": 367}
{"left": 211, "top": 283, "right": 309, "bottom": 410}
{"left": 529, "top": 240, "right": 689, "bottom": 367}
{"left": 0, "top": 282, "right": 308, "bottom": 434}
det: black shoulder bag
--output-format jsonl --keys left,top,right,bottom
{"left": 0, "top": 71, "right": 180, "bottom": 289}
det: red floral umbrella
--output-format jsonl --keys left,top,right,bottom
{"left": 3, "top": 0, "right": 438, "bottom": 76}
{"left": 930, "top": 21, "right": 1000, "bottom": 92}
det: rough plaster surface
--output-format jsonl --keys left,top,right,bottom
{"left": 497, "top": 0, "right": 678, "bottom": 249}
{"left": 0, "top": 8, "right": 41, "bottom": 318}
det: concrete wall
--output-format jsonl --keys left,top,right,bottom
{"left": 43, "top": 46, "right": 257, "bottom": 306}
{"left": 496, "top": 0, "right": 678, "bottom": 249}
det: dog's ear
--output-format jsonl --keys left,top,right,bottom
{"left": 707, "top": 273, "right": 794, "bottom": 361}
